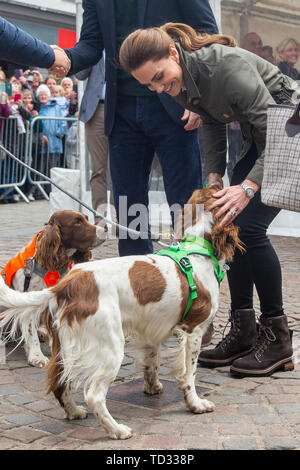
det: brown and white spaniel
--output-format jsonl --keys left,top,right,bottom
{"left": 0, "top": 210, "right": 107, "bottom": 367}
{"left": 0, "top": 188, "right": 243, "bottom": 440}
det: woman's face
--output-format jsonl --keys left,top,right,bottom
{"left": 131, "top": 46, "right": 183, "bottom": 97}
{"left": 10, "top": 78, "right": 21, "bottom": 94}
{"left": 38, "top": 92, "right": 49, "bottom": 105}
{"left": 23, "top": 94, "right": 33, "bottom": 107}
{"left": 280, "top": 43, "right": 300, "bottom": 66}
{"left": 62, "top": 80, "right": 73, "bottom": 91}
{"left": 46, "top": 78, "right": 57, "bottom": 91}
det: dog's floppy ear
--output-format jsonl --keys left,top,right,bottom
{"left": 36, "top": 223, "right": 69, "bottom": 271}
{"left": 211, "top": 223, "right": 245, "bottom": 261}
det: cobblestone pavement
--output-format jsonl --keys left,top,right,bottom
{"left": 0, "top": 200, "right": 299, "bottom": 451}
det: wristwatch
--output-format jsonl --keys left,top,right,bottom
{"left": 240, "top": 182, "right": 255, "bottom": 199}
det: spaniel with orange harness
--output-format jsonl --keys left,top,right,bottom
{"left": 0, "top": 210, "right": 106, "bottom": 367}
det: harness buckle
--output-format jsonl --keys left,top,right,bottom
{"left": 179, "top": 257, "right": 192, "bottom": 270}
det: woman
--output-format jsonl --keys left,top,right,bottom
{"left": 36, "top": 84, "right": 66, "bottom": 170}
{"left": 45, "top": 75, "right": 57, "bottom": 97}
{"left": 119, "top": 23, "right": 298, "bottom": 377}
{"left": 276, "top": 38, "right": 300, "bottom": 80}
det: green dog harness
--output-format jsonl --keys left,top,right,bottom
{"left": 157, "top": 234, "right": 225, "bottom": 320}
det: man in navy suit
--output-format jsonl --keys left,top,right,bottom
{"left": 0, "top": 17, "right": 70, "bottom": 72}
{"left": 62, "top": 1, "right": 218, "bottom": 257}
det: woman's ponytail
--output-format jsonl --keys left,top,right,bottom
{"left": 161, "top": 22, "right": 236, "bottom": 51}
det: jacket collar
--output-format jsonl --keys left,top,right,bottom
{"left": 176, "top": 43, "right": 202, "bottom": 105}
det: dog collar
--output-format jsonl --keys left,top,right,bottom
{"left": 157, "top": 234, "right": 224, "bottom": 319}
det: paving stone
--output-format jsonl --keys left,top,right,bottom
{"left": 253, "top": 385, "right": 282, "bottom": 394}
{"left": 238, "top": 405, "right": 272, "bottom": 415}
{"left": 2, "top": 426, "right": 48, "bottom": 443}
{"left": 212, "top": 415, "right": 243, "bottom": 424}
{"left": 0, "top": 385, "right": 24, "bottom": 396}
{"left": 31, "top": 420, "right": 71, "bottom": 435}
{"left": 0, "top": 437, "right": 16, "bottom": 450}
{"left": 218, "top": 423, "right": 256, "bottom": 436}
{"left": 5, "top": 413, "right": 41, "bottom": 426}
{"left": 258, "top": 424, "right": 293, "bottom": 437}
{"left": 222, "top": 438, "right": 258, "bottom": 450}
{"left": 276, "top": 404, "right": 300, "bottom": 414}
{"left": 141, "top": 434, "right": 183, "bottom": 449}
{"left": 264, "top": 437, "right": 300, "bottom": 450}
{"left": 272, "top": 371, "right": 300, "bottom": 379}
{"left": 251, "top": 415, "right": 282, "bottom": 425}
{"left": 6, "top": 394, "right": 36, "bottom": 405}
{"left": 0, "top": 375, "right": 16, "bottom": 385}
{"left": 24, "top": 399, "right": 56, "bottom": 412}
{"left": 199, "top": 374, "right": 233, "bottom": 386}
{"left": 183, "top": 436, "right": 218, "bottom": 450}
{"left": 68, "top": 427, "right": 106, "bottom": 441}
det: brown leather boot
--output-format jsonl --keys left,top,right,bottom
{"left": 198, "top": 309, "right": 257, "bottom": 368}
{"left": 230, "top": 315, "right": 294, "bottom": 377}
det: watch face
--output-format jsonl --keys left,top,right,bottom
{"left": 246, "top": 188, "right": 254, "bottom": 198}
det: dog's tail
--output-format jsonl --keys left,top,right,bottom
{"left": 0, "top": 275, "right": 54, "bottom": 345}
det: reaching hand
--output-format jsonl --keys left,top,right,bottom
{"left": 181, "top": 109, "right": 202, "bottom": 130}
{"left": 49, "top": 45, "right": 71, "bottom": 78}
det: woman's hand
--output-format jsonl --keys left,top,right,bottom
{"left": 181, "top": 110, "right": 202, "bottom": 130}
{"left": 208, "top": 180, "right": 259, "bottom": 227}
{"left": 0, "top": 92, "right": 8, "bottom": 105}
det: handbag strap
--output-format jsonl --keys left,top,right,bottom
{"left": 285, "top": 101, "right": 300, "bottom": 137}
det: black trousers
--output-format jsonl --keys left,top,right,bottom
{"left": 228, "top": 145, "right": 284, "bottom": 318}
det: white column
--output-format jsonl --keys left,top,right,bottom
{"left": 209, "top": 0, "right": 222, "bottom": 32}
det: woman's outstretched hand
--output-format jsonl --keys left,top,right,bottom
{"left": 208, "top": 179, "right": 259, "bottom": 227}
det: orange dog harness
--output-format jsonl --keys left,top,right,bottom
{"left": 1, "top": 231, "right": 69, "bottom": 288}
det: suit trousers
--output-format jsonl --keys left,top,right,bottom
{"left": 109, "top": 94, "right": 202, "bottom": 256}
{"left": 85, "top": 101, "right": 113, "bottom": 218}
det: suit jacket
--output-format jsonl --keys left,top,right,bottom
{"left": 65, "top": 0, "right": 218, "bottom": 136}
{"left": 76, "top": 57, "right": 106, "bottom": 124}
{"left": 0, "top": 17, "right": 54, "bottom": 68}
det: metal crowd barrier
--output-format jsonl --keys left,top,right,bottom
{"left": 1, "top": 113, "right": 165, "bottom": 206}
{"left": 0, "top": 116, "right": 29, "bottom": 202}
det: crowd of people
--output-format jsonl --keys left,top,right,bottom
{"left": 0, "top": 68, "right": 78, "bottom": 203}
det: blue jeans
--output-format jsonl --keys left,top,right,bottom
{"left": 109, "top": 95, "right": 202, "bottom": 256}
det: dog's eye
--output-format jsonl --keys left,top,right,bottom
{"left": 75, "top": 219, "right": 83, "bottom": 225}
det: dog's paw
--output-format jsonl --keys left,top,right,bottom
{"left": 66, "top": 405, "right": 88, "bottom": 420}
{"left": 144, "top": 381, "right": 164, "bottom": 395}
{"left": 110, "top": 424, "right": 133, "bottom": 440}
{"left": 190, "top": 398, "right": 215, "bottom": 414}
{"left": 28, "top": 354, "right": 49, "bottom": 368}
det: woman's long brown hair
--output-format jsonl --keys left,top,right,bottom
{"left": 119, "top": 22, "right": 236, "bottom": 72}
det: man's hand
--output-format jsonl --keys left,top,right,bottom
{"left": 181, "top": 110, "right": 202, "bottom": 131}
{"left": 49, "top": 45, "right": 71, "bottom": 78}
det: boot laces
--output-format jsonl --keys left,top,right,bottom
{"left": 254, "top": 321, "right": 276, "bottom": 362}
{"left": 217, "top": 316, "right": 239, "bottom": 350}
